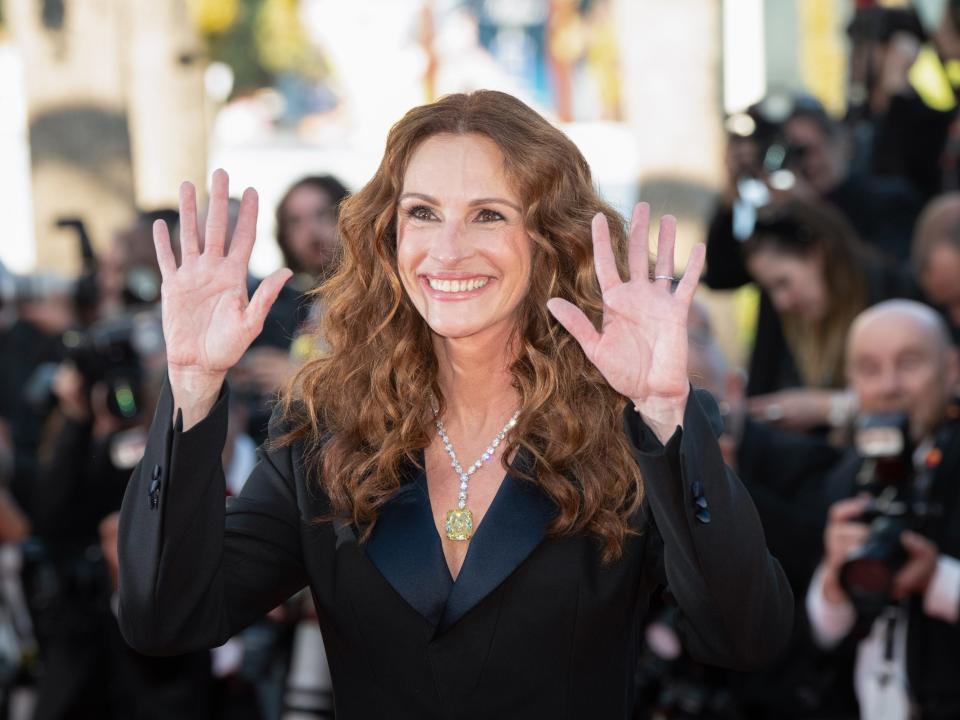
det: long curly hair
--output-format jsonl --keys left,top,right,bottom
{"left": 280, "top": 90, "right": 644, "bottom": 562}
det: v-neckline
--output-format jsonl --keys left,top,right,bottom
{"left": 363, "top": 446, "right": 556, "bottom": 632}
{"left": 414, "top": 447, "right": 512, "bottom": 583}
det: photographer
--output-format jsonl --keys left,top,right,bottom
{"left": 807, "top": 300, "right": 960, "bottom": 720}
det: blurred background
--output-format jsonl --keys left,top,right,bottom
{"left": 3, "top": 1, "right": 960, "bottom": 719}
{"left": 0, "top": 0, "right": 886, "bottom": 360}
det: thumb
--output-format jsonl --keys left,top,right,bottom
{"left": 547, "top": 298, "right": 600, "bottom": 357}
{"left": 244, "top": 268, "right": 294, "bottom": 339}
{"left": 900, "top": 530, "right": 933, "bottom": 556}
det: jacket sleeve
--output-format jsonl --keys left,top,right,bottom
{"left": 117, "top": 375, "right": 309, "bottom": 656}
{"left": 630, "top": 388, "right": 794, "bottom": 670}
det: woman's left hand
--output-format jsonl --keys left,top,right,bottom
{"left": 547, "top": 202, "right": 705, "bottom": 442}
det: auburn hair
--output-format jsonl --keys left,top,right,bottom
{"left": 280, "top": 90, "right": 644, "bottom": 562}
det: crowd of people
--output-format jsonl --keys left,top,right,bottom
{"left": 1, "top": 2, "right": 960, "bottom": 719}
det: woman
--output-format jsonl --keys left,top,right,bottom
{"left": 118, "top": 91, "right": 792, "bottom": 718}
{"left": 741, "top": 197, "right": 916, "bottom": 432}
{"left": 911, "top": 191, "right": 960, "bottom": 342}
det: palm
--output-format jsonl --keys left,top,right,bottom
{"left": 547, "top": 204, "right": 704, "bottom": 409}
{"left": 154, "top": 170, "right": 292, "bottom": 378}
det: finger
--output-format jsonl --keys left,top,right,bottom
{"left": 627, "top": 202, "right": 650, "bottom": 281}
{"left": 179, "top": 181, "right": 201, "bottom": 260}
{"left": 591, "top": 213, "right": 622, "bottom": 293}
{"left": 229, "top": 187, "right": 260, "bottom": 269}
{"left": 653, "top": 215, "right": 677, "bottom": 286}
{"left": 152, "top": 220, "right": 178, "bottom": 278}
{"left": 204, "top": 169, "right": 229, "bottom": 256}
{"left": 243, "top": 268, "right": 293, "bottom": 339}
{"left": 892, "top": 557, "right": 930, "bottom": 598}
{"left": 546, "top": 298, "right": 601, "bottom": 357}
{"left": 674, "top": 242, "right": 705, "bottom": 304}
{"left": 900, "top": 530, "right": 935, "bottom": 556}
{"left": 828, "top": 496, "right": 872, "bottom": 523}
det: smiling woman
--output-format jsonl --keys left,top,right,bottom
{"left": 118, "top": 89, "right": 794, "bottom": 719}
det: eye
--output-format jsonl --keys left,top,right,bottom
{"left": 475, "top": 208, "right": 505, "bottom": 223}
{"left": 405, "top": 205, "right": 437, "bottom": 221}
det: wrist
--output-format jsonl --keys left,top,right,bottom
{"left": 821, "top": 568, "right": 849, "bottom": 605}
{"left": 632, "top": 388, "right": 688, "bottom": 444}
{"left": 168, "top": 365, "right": 225, "bottom": 430}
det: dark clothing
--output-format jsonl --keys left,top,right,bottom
{"left": 724, "top": 420, "right": 857, "bottom": 719}
{"left": 872, "top": 91, "right": 956, "bottom": 202}
{"left": 118, "top": 379, "right": 793, "bottom": 719}
{"left": 823, "top": 173, "right": 923, "bottom": 264}
{"left": 247, "top": 275, "right": 303, "bottom": 352}
{"left": 0, "top": 319, "right": 65, "bottom": 515}
{"left": 735, "top": 419, "right": 841, "bottom": 592}
{"left": 821, "top": 409, "right": 960, "bottom": 720}
{"left": 30, "top": 417, "right": 128, "bottom": 541}
{"left": 25, "top": 418, "right": 211, "bottom": 720}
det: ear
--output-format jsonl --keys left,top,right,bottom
{"left": 946, "top": 346, "right": 960, "bottom": 391}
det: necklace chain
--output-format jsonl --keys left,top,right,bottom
{"left": 435, "top": 411, "right": 520, "bottom": 510}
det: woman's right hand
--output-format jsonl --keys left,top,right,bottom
{"left": 155, "top": 169, "right": 292, "bottom": 429}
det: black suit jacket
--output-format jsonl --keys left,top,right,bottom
{"left": 117, "top": 379, "right": 793, "bottom": 720}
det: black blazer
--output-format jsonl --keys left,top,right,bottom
{"left": 118, "top": 379, "right": 793, "bottom": 719}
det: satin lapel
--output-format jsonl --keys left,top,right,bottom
{"left": 365, "top": 452, "right": 453, "bottom": 627}
{"left": 438, "top": 450, "right": 555, "bottom": 633}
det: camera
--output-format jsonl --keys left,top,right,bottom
{"left": 839, "top": 412, "right": 934, "bottom": 617}
{"left": 23, "top": 311, "right": 163, "bottom": 421}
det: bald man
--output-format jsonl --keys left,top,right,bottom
{"left": 807, "top": 300, "right": 960, "bottom": 720}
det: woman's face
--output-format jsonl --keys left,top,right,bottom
{"left": 746, "top": 246, "right": 827, "bottom": 321}
{"left": 281, "top": 185, "right": 338, "bottom": 277}
{"left": 396, "top": 132, "right": 532, "bottom": 342}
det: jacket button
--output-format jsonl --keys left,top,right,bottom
{"left": 695, "top": 507, "right": 711, "bottom": 524}
{"left": 152, "top": 464, "right": 162, "bottom": 480}
{"left": 694, "top": 495, "right": 709, "bottom": 510}
{"left": 149, "top": 477, "right": 161, "bottom": 496}
{"left": 690, "top": 480, "right": 704, "bottom": 498}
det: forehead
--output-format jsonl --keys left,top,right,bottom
{"left": 785, "top": 117, "right": 828, "bottom": 142}
{"left": 286, "top": 184, "right": 331, "bottom": 209}
{"left": 402, "top": 133, "right": 516, "bottom": 198}
{"left": 849, "top": 314, "right": 939, "bottom": 362}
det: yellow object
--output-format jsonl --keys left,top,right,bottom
{"left": 734, "top": 284, "right": 760, "bottom": 356}
{"left": 908, "top": 45, "right": 959, "bottom": 112}
{"left": 798, "top": 0, "right": 846, "bottom": 114}
{"left": 445, "top": 508, "right": 474, "bottom": 541}
{"left": 187, "top": 0, "right": 240, "bottom": 35}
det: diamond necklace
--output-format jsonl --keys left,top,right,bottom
{"left": 435, "top": 409, "right": 519, "bottom": 541}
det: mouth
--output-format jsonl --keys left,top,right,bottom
{"left": 420, "top": 274, "right": 492, "bottom": 299}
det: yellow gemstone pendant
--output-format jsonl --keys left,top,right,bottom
{"left": 445, "top": 508, "right": 474, "bottom": 541}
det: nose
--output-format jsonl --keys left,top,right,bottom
{"left": 428, "top": 220, "right": 473, "bottom": 264}
{"left": 872, "top": 366, "right": 903, "bottom": 405}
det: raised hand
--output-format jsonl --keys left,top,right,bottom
{"left": 546, "top": 203, "right": 705, "bottom": 441}
{"left": 156, "top": 169, "right": 292, "bottom": 428}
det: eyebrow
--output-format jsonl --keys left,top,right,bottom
{"left": 398, "top": 192, "right": 521, "bottom": 213}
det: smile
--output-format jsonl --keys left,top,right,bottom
{"left": 425, "top": 277, "right": 489, "bottom": 293}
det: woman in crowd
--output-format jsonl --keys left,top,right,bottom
{"left": 742, "top": 197, "right": 917, "bottom": 432}
{"left": 911, "top": 192, "right": 960, "bottom": 343}
{"left": 118, "top": 90, "right": 792, "bottom": 719}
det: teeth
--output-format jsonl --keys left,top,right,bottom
{"left": 427, "top": 277, "right": 489, "bottom": 293}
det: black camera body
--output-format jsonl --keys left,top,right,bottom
{"left": 839, "top": 412, "right": 933, "bottom": 617}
